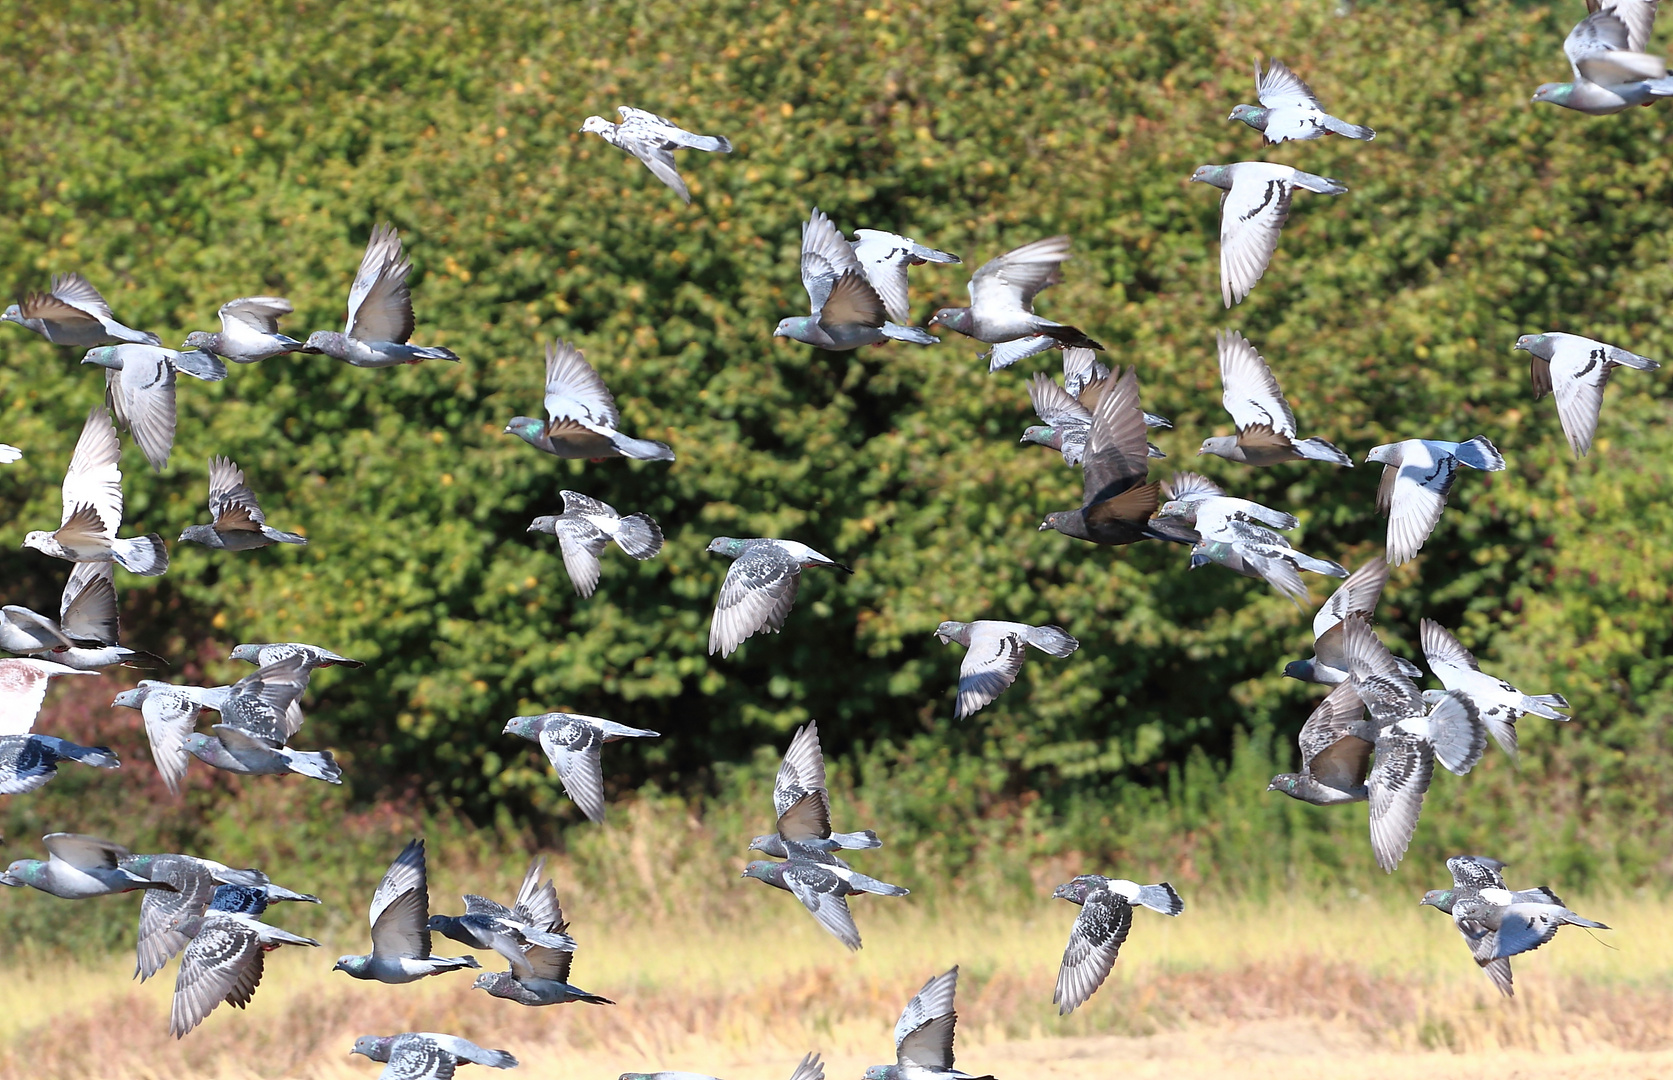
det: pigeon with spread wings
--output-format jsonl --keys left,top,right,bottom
{"left": 934, "top": 621, "right": 1078, "bottom": 720}
{"left": 1366, "top": 436, "right": 1505, "bottom": 566}
{"left": 1, "top": 273, "right": 159, "bottom": 348}
{"left": 504, "top": 340, "right": 674, "bottom": 460}
{"left": 1188, "top": 162, "right": 1348, "bottom": 307}
{"left": 303, "top": 224, "right": 460, "bottom": 367}
{"left": 1533, "top": 0, "right": 1673, "bottom": 113}
{"left": 748, "top": 719, "right": 882, "bottom": 860}
{"left": 1514, "top": 332, "right": 1659, "bottom": 457}
{"left": 1052, "top": 876, "right": 1184, "bottom": 1015}
{"left": 928, "top": 235, "right": 1104, "bottom": 372}
{"left": 179, "top": 457, "right": 306, "bottom": 550}
{"left": 168, "top": 883, "right": 319, "bottom": 1037}
{"left": 581, "top": 105, "right": 732, "bottom": 204}
{"left": 705, "top": 537, "right": 853, "bottom": 657}
{"left": 773, "top": 208, "right": 938, "bottom": 351}
{"left": 1229, "top": 58, "right": 1375, "bottom": 143}
{"left": 1198, "top": 330, "right": 1352, "bottom": 466}
{"left": 182, "top": 297, "right": 310, "bottom": 363}
{"left": 334, "top": 839, "right": 479, "bottom": 983}
{"left": 502, "top": 712, "right": 659, "bottom": 824}
{"left": 862, "top": 967, "right": 994, "bottom": 1080}
{"left": 23, "top": 407, "right": 168, "bottom": 575}
{"left": 528, "top": 491, "right": 663, "bottom": 598}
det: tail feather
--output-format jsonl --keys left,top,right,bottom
{"left": 908, "top": 243, "right": 960, "bottom": 264}
{"left": 1293, "top": 552, "right": 1349, "bottom": 578}
{"left": 1290, "top": 169, "right": 1349, "bottom": 195}
{"left": 284, "top": 749, "right": 342, "bottom": 784}
{"left": 832, "top": 830, "right": 882, "bottom": 850}
{"left": 983, "top": 335, "right": 1058, "bottom": 372}
{"left": 113, "top": 535, "right": 170, "bottom": 577}
{"left": 1321, "top": 115, "right": 1375, "bottom": 141}
{"left": 1455, "top": 435, "right": 1506, "bottom": 471}
{"left": 1295, "top": 437, "right": 1353, "bottom": 466}
{"left": 610, "top": 434, "right": 676, "bottom": 462}
{"left": 844, "top": 872, "right": 909, "bottom": 896}
{"left": 612, "top": 513, "right": 664, "bottom": 560}
{"left": 411, "top": 345, "right": 460, "bottom": 361}
{"left": 1040, "top": 324, "right": 1105, "bottom": 351}
{"left": 1520, "top": 693, "right": 1570, "bottom": 720}
{"left": 173, "top": 349, "right": 228, "bottom": 382}
{"left": 881, "top": 323, "right": 937, "bottom": 345}
{"left": 1563, "top": 912, "right": 1610, "bottom": 930}
{"left": 45, "top": 738, "right": 121, "bottom": 770}
{"left": 263, "top": 528, "right": 308, "bottom": 545}
{"left": 1023, "top": 625, "right": 1080, "bottom": 658}
{"left": 672, "top": 132, "right": 731, "bottom": 153}
{"left": 1426, "top": 690, "right": 1488, "bottom": 775}
{"left": 1136, "top": 882, "right": 1185, "bottom": 916}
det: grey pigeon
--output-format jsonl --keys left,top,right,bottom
{"left": 1038, "top": 368, "right": 1199, "bottom": 548}
{"left": 429, "top": 857, "right": 578, "bottom": 978}
{"left": 303, "top": 223, "right": 460, "bottom": 367}
{"left": 1514, "top": 332, "right": 1660, "bottom": 457}
{"left": 1282, "top": 558, "right": 1424, "bottom": 684}
{"left": 120, "top": 853, "right": 319, "bottom": 981}
{"left": 1229, "top": 58, "right": 1375, "bottom": 143}
{"left": 749, "top": 719, "right": 882, "bottom": 860}
{"left": 934, "top": 621, "right": 1078, "bottom": 720}
{"left": 741, "top": 858, "right": 909, "bottom": 951}
{"left": 1, "top": 273, "right": 160, "bottom": 347}
{"left": 23, "top": 407, "right": 168, "bottom": 576}
{"left": 927, "top": 235, "right": 1104, "bottom": 371}
{"left": 1265, "top": 680, "right": 1374, "bottom": 807}
{"left": 353, "top": 1033, "right": 519, "bottom": 1078}
{"left": 851, "top": 228, "right": 961, "bottom": 324}
{"left": 773, "top": 208, "right": 938, "bottom": 351}
{"left": 0, "top": 833, "right": 178, "bottom": 898}
{"left": 471, "top": 873, "right": 613, "bottom": 1007}
{"left": 581, "top": 105, "right": 732, "bottom": 204}
{"left": 334, "top": 839, "right": 481, "bottom": 983}
{"left": 0, "top": 603, "right": 78, "bottom": 655}
{"left": 1188, "top": 162, "right": 1348, "bottom": 307}
{"left": 503, "top": 340, "right": 675, "bottom": 460}
{"left": 229, "top": 641, "right": 363, "bottom": 670}
{"left": 1534, "top": 0, "right": 1673, "bottom": 113}
{"left": 1420, "top": 619, "right": 1570, "bottom": 761}
{"left": 1021, "top": 364, "right": 1168, "bottom": 466}
{"left": 1366, "top": 436, "right": 1506, "bottom": 566}
{"left": 502, "top": 712, "right": 659, "bottom": 824}
{"left": 1154, "top": 473, "right": 1347, "bottom": 602}
{"left": 1198, "top": 330, "right": 1351, "bottom": 466}
{"left": 182, "top": 296, "right": 309, "bottom": 363}
{"left": 40, "top": 562, "right": 167, "bottom": 670}
{"left": 620, "top": 1052, "right": 824, "bottom": 1080}
{"left": 861, "top": 967, "right": 994, "bottom": 1080}
{"left": 81, "top": 343, "right": 227, "bottom": 473}
{"left": 179, "top": 456, "right": 307, "bottom": 550}
{"left": 706, "top": 537, "right": 852, "bottom": 656}
{"left": 183, "top": 725, "right": 343, "bottom": 785}
{"left": 168, "top": 883, "right": 320, "bottom": 1037}
{"left": 1052, "top": 875, "right": 1184, "bottom": 1015}
{"left": 0, "top": 657, "right": 116, "bottom": 794}
{"left": 528, "top": 490, "right": 664, "bottom": 598}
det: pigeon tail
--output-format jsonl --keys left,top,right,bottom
{"left": 831, "top": 829, "right": 882, "bottom": 850}
{"left": 596, "top": 719, "right": 661, "bottom": 740}
{"left": 263, "top": 527, "right": 309, "bottom": 545}
{"left": 1643, "top": 76, "right": 1673, "bottom": 97}
{"left": 1292, "top": 552, "right": 1349, "bottom": 578}
{"left": 1023, "top": 625, "right": 1079, "bottom": 658}
{"left": 1135, "top": 882, "right": 1184, "bottom": 915}
{"left": 880, "top": 322, "right": 937, "bottom": 346}
{"left": 1039, "top": 324, "right": 1105, "bottom": 352}
{"left": 285, "top": 748, "right": 343, "bottom": 784}
{"left": 33, "top": 736, "right": 120, "bottom": 769}
{"left": 1294, "top": 437, "right": 1353, "bottom": 466}
{"left": 1455, "top": 436, "right": 1505, "bottom": 471}
{"left": 411, "top": 345, "right": 461, "bottom": 362}
{"left": 112, "top": 535, "right": 170, "bottom": 576}
{"left": 670, "top": 131, "right": 732, "bottom": 153}
{"left": 1561, "top": 912, "right": 1610, "bottom": 930}
{"left": 1289, "top": 169, "right": 1348, "bottom": 195}
{"left": 843, "top": 871, "right": 909, "bottom": 896}
{"left": 608, "top": 434, "right": 677, "bottom": 461}
{"left": 983, "top": 334, "right": 1058, "bottom": 372}
{"left": 1426, "top": 691, "right": 1487, "bottom": 776}
{"left": 1321, "top": 115, "right": 1375, "bottom": 141}
{"left": 612, "top": 513, "right": 664, "bottom": 560}
{"left": 1520, "top": 692, "right": 1570, "bottom": 720}
{"left": 173, "top": 349, "right": 229, "bottom": 382}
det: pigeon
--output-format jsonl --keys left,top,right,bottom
{"left": 1265, "top": 680, "right": 1375, "bottom": 807}
{"left": 1533, "top": 1, "right": 1673, "bottom": 113}
{"left": 119, "top": 853, "right": 319, "bottom": 981}
{"left": 705, "top": 537, "right": 854, "bottom": 656}
{"left": 1282, "top": 558, "right": 1424, "bottom": 684}
{"left": 1228, "top": 58, "right": 1375, "bottom": 143}
{"left": 773, "top": 208, "right": 939, "bottom": 350}
{"left": 927, "top": 235, "right": 1104, "bottom": 371}
{"left": 1366, "top": 436, "right": 1506, "bottom": 566}
{"left": 620, "top": 1053, "right": 824, "bottom": 1080}
{"left": 1198, "top": 330, "right": 1352, "bottom": 466}
{"left": 501, "top": 713, "right": 660, "bottom": 824}
{"left": 22, "top": 406, "right": 168, "bottom": 576}
{"left": 179, "top": 457, "right": 307, "bottom": 550}
{"left": 334, "top": 839, "right": 481, "bottom": 983}
{"left": 0, "top": 657, "right": 116, "bottom": 793}
{"left": 1188, "top": 162, "right": 1348, "bottom": 307}
{"left": 1421, "top": 855, "right": 1609, "bottom": 996}
{"left": 429, "top": 857, "right": 578, "bottom": 978}
{"left": 1052, "top": 875, "right": 1184, "bottom": 1015}
{"left": 748, "top": 720, "right": 883, "bottom": 861}
{"left": 740, "top": 859, "right": 909, "bottom": 951}
{"left": 471, "top": 872, "right": 613, "bottom": 1007}
{"left": 1514, "top": 332, "right": 1660, "bottom": 457}
{"left": 229, "top": 642, "right": 363, "bottom": 670}
{"left": 181, "top": 297, "right": 309, "bottom": 363}
{"left": 80, "top": 343, "right": 227, "bottom": 472}
{"left": 110, "top": 656, "right": 313, "bottom": 794}
{"left": 0, "top": 833, "right": 178, "bottom": 898}
{"left": 352, "top": 1033, "right": 519, "bottom": 1078}
{"left": 303, "top": 223, "right": 460, "bottom": 367}
{"left": 528, "top": 491, "right": 664, "bottom": 598}
{"left": 1021, "top": 367, "right": 1168, "bottom": 466}
{"left": 1038, "top": 368, "right": 1199, "bottom": 547}
{"left": 168, "top": 883, "right": 320, "bottom": 1037}
{"left": 39, "top": 562, "right": 167, "bottom": 670}
{"left": 580, "top": 105, "right": 732, "bottom": 204}
{"left": 1419, "top": 619, "right": 1571, "bottom": 761}
{"left": 503, "top": 340, "right": 675, "bottom": 460}
{"left": 1, "top": 273, "right": 160, "bottom": 347}
{"left": 861, "top": 967, "right": 994, "bottom": 1080}
{"left": 850, "top": 228, "right": 961, "bottom": 323}
{"left": 182, "top": 726, "right": 343, "bottom": 785}
{"left": 934, "top": 621, "right": 1079, "bottom": 720}
{"left": 0, "top": 604, "right": 79, "bottom": 655}
{"left": 0, "top": 657, "right": 97, "bottom": 725}
{"left": 1154, "top": 474, "right": 1347, "bottom": 602}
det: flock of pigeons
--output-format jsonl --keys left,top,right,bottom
{"left": 0, "top": 10, "right": 1646, "bottom": 1072}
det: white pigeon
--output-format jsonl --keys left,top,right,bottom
{"left": 933, "top": 621, "right": 1079, "bottom": 720}
{"left": 1188, "top": 162, "right": 1348, "bottom": 307}
{"left": 848, "top": 229, "right": 961, "bottom": 324}
{"left": 580, "top": 105, "right": 732, "bottom": 204}
{"left": 182, "top": 296, "right": 309, "bottom": 363}
{"left": 1513, "top": 332, "right": 1660, "bottom": 457}
{"left": 1198, "top": 330, "right": 1352, "bottom": 466}
{"left": 1420, "top": 619, "right": 1570, "bottom": 761}
{"left": 0, "top": 658, "right": 98, "bottom": 735}
{"left": 1365, "top": 436, "right": 1506, "bottom": 566}
{"left": 1228, "top": 58, "right": 1375, "bottom": 143}
{"left": 0, "top": 273, "right": 159, "bottom": 347}
{"left": 1534, "top": 0, "right": 1673, "bottom": 113}
{"left": 23, "top": 407, "right": 168, "bottom": 576}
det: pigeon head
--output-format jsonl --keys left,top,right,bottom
{"left": 746, "top": 833, "right": 781, "bottom": 855}
{"left": 0, "top": 305, "right": 21, "bottom": 324}
{"left": 1421, "top": 689, "right": 1447, "bottom": 707}
{"left": 933, "top": 620, "right": 970, "bottom": 645}
{"left": 110, "top": 686, "right": 150, "bottom": 710}
{"left": 1038, "top": 513, "right": 1065, "bottom": 533}
{"left": 21, "top": 531, "right": 58, "bottom": 555}
{"left": 303, "top": 331, "right": 345, "bottom": 354}
{"left": 181, "top": 732, "right": 216, "bottom": 755}
{"left": 1419, "top": 888, "right": 1454, "bottom": 911}
{"left": 706, "top": 536, "right": 748, "bottom": 557}
{"left": 1513, "top": 333, "right": 1556, "bottom": 360}
{"left": 1363, "top": 443, "right": 1398, "bottom": 465}
{"left": 925, "top": 307, "right": 972, "bottom": 334}
{"left": 862, "top": 1068, "right": 896, "bottom": 1080}
{"left": 1531, "top": 82, "right": 1574, "bottom": 106}
{"left": 504, "top": 416, "right": 547, "bottom": 443}
{"left": 80, "top": 346, "right": 123, "bottom": 370}
{"left": 1227, "top": 103, "right": 1268, "bottom": 130}
{"left": 1281, "top": 659, "right": 1316, "bottom": 681}
{"left": 740, "top": 860, "right": 780, "bottom": 883}
{"left": 350, "top": 1036, "right": 394, "bottom": 1062}
{"left": 3, "top": 860, "right": 43, "bottom": 884}
{"left": 333, "top": 955, "right": 371, "bottom": 976}
{"left": 1052, "top": 877, "right": 1093, "bottom": 905}
{"left": 471, "top": 971, "right": 506, "bottom": 992}
{"left": 1020, "top": 424, "right": 1061, "bottom": 449}
{"left": 502, "top": 715, "right": 545, "bottom": 739}
{"left": 580, "top": 115, "right": 613, "bottom": 136}
{"left": 1197, "top": 434, "right": 1241, "bottom": 459}
{"left": 1188, "top": 164, "right": 1232, "bottom": 189}
{"left": 228, "top": 644, "right": 264, "bottom": 664}
{"left": 1266, "top": 773, "right": 1303, "bottom": 796}
{"left": 772, "top": 316, "right": 815, "bottom": 341}
{"left": 527, "top": 515, "right": 559, "bottom": 534}
{"left": 178, "top": 524, "right": 220, "bottom": 545}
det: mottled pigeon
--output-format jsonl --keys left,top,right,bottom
{"left": 1, "top": 273, "right": 159, "bottom": 347}
{"left": 581, "top": 105, "right": 732, "bottom": 204}
{"left": 23, "top": 407, "right": 168, "bottom": 575}
{"left": 168, "top": 883, "right": 320, "bottom": 1037}
{"left": 179, "top": 456, "right": 306, "bottom": 550}
{"left": 1198, "top": 330, "right": 1351, "bottom": 466}
{"left": 1514, "top": 332, "right": 1659, "bottom": 457}
{"left": 0, "top": 656, "right": 116, "bottom": 795}
{"left": 1154, "top": 473, "right": 1346, "bottom": 602}
{"left": 1420, "top": 619, "right": 1570, "bottom": 761}
{"left": 502, "top": 712, "right": 660, "bottom": 824}
{"left": 504, "top": 340, "right": 674, "bottom": 460}
{"left": 1021, "top": 366, "right": 1168, "bottom": 466}
{"left": 741, "top": 858, "right": 909, "bottom": 952}
{"left": 121, "top": 853, "right": 318, "bottom": 981}
{"left": 705, "top": 537, "right": 853, "bottom": 656}
{"left": 471, "top": 872, "right": 613, "bottom": 1007}
{"left": 334, "top": 839, "right": 480, "bottom": 983}
{"left": 303, "top": 223, "right": 460, "bottom": 367}
{"left": 430, "top": 857, "right": 578, "bottom": 978}
{"left": 934, "top": 621, "right": 1078, "bottom": 720}
{"left": 1229, "top": 58, "right": 1375, "bottom": 143}
{"left": 928, "top": 235, "right": 1104, "bottom": 371}
{"left": 528, "top": 490, "right": 663, "bottom": 597}
{"left": 353, "top": 1033, "right": 519, "bottom": 1078}
{"left": 861, "top": 967, "right": 994, "bottom": 1080}
{"left": 1188, "top": 162, "right": 1348, "bottom": 307}
{"left": 1052, "top": 875, "right": 1184, "bottom": 1015}
{"left": 851, "top": 228, "right": 960, "bottom": 324}
{"left": 1366, "top": 436, "right": 1505, "bottom": 566}
{"left": 773, "top": 208, "right": 938, "bottom": 350}
{"left": 182, "top": 297, "right": 309, "bottom": 363}
{"left": 1282, "top": 558, "right": 1423, "bottom": 684}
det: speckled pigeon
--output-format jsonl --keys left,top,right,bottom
{"left": 502, "top": 712, "right": 659, "bottom": 824}
{"left": 850, "top": 228, "right": 960, "bottom": 323}
{"left": 749, "top": 719, "right": 882, "bottom": 860}
{"left": 303, "top": 223, "right": 460, "bottom": 367}
{"left": 773, "top": 208, "right": 938, "bottom": 350}
{"left": 471, "top": 874, "right": 613, "bottom": 1007}
{"left": 504, "top": 340, "right": 674, "bottom": 460}
{"left": 1188, "top": 162, "right": 1348, "bottom": 307}
{"left": 1514, "top": 332, "right": 1660, "bottom": 457}
{"left": 1534, "top": 0, "right": 1673, "bottom": 112}
{"left": 353, "top": 1033, "right": 519, "bottom": 1078}
{"left": 1, "top": 273, "right": 159, "bottom": 347}
{"left": 1198, "top": 330, "right": 1351, "bottom": 466}
{"left": 581, "top": 105, "right": 732, "bottom": 204}
{"left": 1229, "top": 58, "right": 1375, "bottom": 143}
{"left": 80, "top": 343, "right": 226, "bottom": 473}
{"left": 0, "top": 657, "right": 115, "bottom": 794}
{"left": 528, "top": 490, "right": 663, "bottom": 598}
{"left": 861, "top": 967, "right": 994, "bottom": 1080}
{"left": 1420, "top": 619, "right": 1570, "bottom": 761}
{"left": 0, "top": 833, "right": 177, "bottom": 898}
{"left": 121, "top": 853, "right": 318, "bottom": 982}
{"left": 1366, "top": 436, "right": 1505, "bottom": 566}
{"left": 179, "top": 456, "right": 306, "bottom": 550}
{"left": 934, "top": 621, "right": 1078, "bottom": 720}
{"left": 168, "top": 883, "right": 320, "bottom": 1037}
{"left": 928, "top": 235, "right": 1103, "bottom": 371}
{"left": 430, "top": 858, "right": 577, "bottom": 978}
{"left": 1154, "top": 473, "right": 1346, "bottom": 602}
{"left": 1282, "top": 558, "right": 1423, "bottom": 684}
{"left": 23, "top": 407, "right": 168, "bottom": 575}
{"left": 182, "top": 297, "right": 309, "bottom": 363}
{"left": 229, "top": 641, "right": 362, "bottom": 670}
{"left": 1052, "top": 875, "right": 1184, "bottom": 1015}
{"left": 334, "top": 839, "right": 480, "bottom": 984}
{"left": 705, "top": 537, "right": 853, "bottom": 656}
{"left": 742, "top": 858, "right": 909, "bottom": 951}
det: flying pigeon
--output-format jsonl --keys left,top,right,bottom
{"left": 0, "top": 604, "right": 79, "bottom": 655}
{"left": 303, "top": 223, "right": 460, "bottom": 367}
{"left": 741, "top": 858, "right": 909, "bottom": 951}
{"left": 1198, "top": 330, "right": 1352, "bottom": 466}
{"left": 1154, "top": 473, "right": 1347, "bottom": 602}
{"left": 927, "top": 235, "right": 1104, "bottom": 371}
{"left": 179, "top": 457, "right": 307, "bottom": 550}
{"left": 528, "top": 490, "right": 664, "bottom": 598}
{"left": 773, "top": 208, "right": 938, "bottom": 350}
{"left": 1039, "top": 368, "right": 1198, "bottom": 547}
{"left": 1366, "top": 436, "right": 1506, "bottom": 566}
{"left": 861, "top": 967, "right": 993, "bottom": 1080}
{"left": 1188, "top": 162, "right": 1348, "bottom": 307}
{"left": 705, "top": 537, "right": 852, "bottom": 656}
{"left": 1533, "top": 1, "right": 1673, "bottom": 113}
{"left": 80, "top": 343, "right": 227, "bottom": 473}
{"left": 429, "top": 857, "right": 578, "bottom": 978}
{"left": 502, "top": 712, "right": 660, "bottom": 824}
{"left": 334, "top": 839, "right": 480, "bottom": 983}
{"left": 748, "top": 720, "right": 883, "bottom": 860}
{"left": 1, "top": 273, "right": 160, "bottom": 347}
{"left": 181, "top": 297, "right": 310, "bottom": 363}
{"left": 470, "top": 871, "right": 613, "bottom": 1007}
{"left": 1282, "top": 558, "right": 1423, "bottom": 684}
{"left": 503, "top": 340, "right": 675, "bottom": 460}
{"left": 850, "top": 228, "right": 961, "bottom": 323}
{"left": 1229, "top": 58, "right": 1376, "bottom": 143}
{"left": 934, "top": 621, "right": 1078, "bottom": 720}
{"left": 1265, "top": 680, "right": 1375, "bottom": 808}
{"left": 0, "top": 656, "right": 115, "bottom": 794}
{"left": 23, "top": 407, "right": 168, "bottom": 576}
{"left": 1021, "top": 367, "right": 1168, "bottom": 466}
{"left": 352, "top": 1033, "right": 519, "bottom": 1078}
{"left": 120, "top": 853, "right": 319, "bottom": 981}
{"left": 1514, "top": 332, "right": 1660, "bottom": 457}
{"left": 1052, "top": 875, "right": 1184, "bottom": 1015}
{"left": 0, "top": 657, "right": 97, "bottom": 726}
{"left": 1419, "top": 619, "right": 1570, "bottom": 761}
{"left": 0, "top": 833, "right": 178, "bottom": 898}
{"left": 229, "top": 642, "right": 363, "bottom": 670}
{"left": 31, "top": 562, "right": 166, "bottom": 670}
{"left": 620, "top": 1053, "right": 825, "bottom": 1080}
{"left": 580, "top": 105, "right": 732, "bottom": 204}
{"left": 168, "top": 883, "right": 320, "bottom": 1037}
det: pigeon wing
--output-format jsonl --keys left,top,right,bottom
{"left": 1312, "top": 559, "right": 1389, "bottom": 641}
{"left": 171, "top": 918, "right": 263, "bottom": 1038}
{"left": 709, "top": 545, "right": 803, "bottom": 656}
{"left": 1079, "top": 367, "right": 1152, "bottom": 509}
{"left": 218, "top": 296, "right": 293, "bottom": 337}
{"left": 1367, "top": 729, "right": 1434, "bottom": 872}
{"left": 19, "top": 290, "right": 100, "bottom": 325}
{"left": 849, "top": 230, "right": 916, "bottom": 324}
{"left": 207, "top": 456, "right": 268, "bottom": 531}
{"left": 369, "top": 839, "right": 433, "bottom": 958}
{"left": 343, "top": 223, "right": 415, "bottom": 343}
{"left": 1218, "top": 170, "right": 1294, "bottom": 307}
{"left": 1384, "top": 454, "right": 1456, "bottom": 566}
{"left": 553, "top": 518, "right": 610, "bottom": 599}
{"left": 955, "top": 624, "right": 1027, "bottom": 720}
{"left": 1297, "top": 681, "right": 1369, "bottom": 771}
{"left": 142, "top": 691, "right": 200, "bottom": 795}
{"left": 510, "top": 857, "right": 564, "bottom": 929}
{"left": 774, "top": 720, "right": 831, "bottom": 812}
{"left": 1447, "top": 854, "right": 1508, "bottom": 891}
{"left": 1256, "top": 57, "right": 1323, "bottom": 110}
{"left": 544, "top": 725, "right": 609, "bottom": 824}
{"left": 1028, "top": 373, "right": 1093, "bottom": 427}
{"left": 113, "top": 347, "right": 178, "bottom": 473}
{"left": 781, "top": 863, "right": 861, "bottom": 951}
{"left": 380, "top": 1039, "right": 456, "bottom": 1080}
{"left": 1217, "top": 329, "right": 1297, "bottom": 436}
{"left": 51, "top": 273, "right": 114, "bottom": 316}
{"left": 542, "top": 340, "right": 621, "bottom": 429}
{"left": 60, "top": 562, "right": 118, "bottom": 644}
{"left": 802, "top": 208, "right": 867, "bottom": 312}
{"left": 968, "top": 235, "right": 1070, "bottom": 316}
{"left": 816, "top": 271, "right": 886, "bottom": 330}
{"left": 43, "top": 832, "right": 129, "bottom": 869}
{"left": 1054, "top": 889, "right": 1132, "bottom": 1014}
{"left": 61, "top": 407, "right": 124, "bottom": 534}
{"left": 0, "top": 661, "right": 64, "bottom": 735}
{"left": 894, "top": 967, "right": 960, "bottom": 1069}
{"left": 1420, "top": 619, "right": 1482, "bottom": 693}
{"left": 135, "top": 859, "right": 217, "bottom": 980}
{"left": 1548, "top": 348, "right": 1611, "bottom": 458}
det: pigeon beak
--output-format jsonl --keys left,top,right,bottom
{"left": 1037, "top": 520, "right": 1051, "bottom": 532}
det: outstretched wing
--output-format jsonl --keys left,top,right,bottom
{"left": 343, "top": 223, "right": 415, "bottom": 343}
{"left": 369, "top": 839, "right": 432, "bottom": 959}
{"left": 1054, "top": 890, "right": 1132, "bottom": 1014}
{"left": 969, "top": 235, "right": 1070, "bottom": 315}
